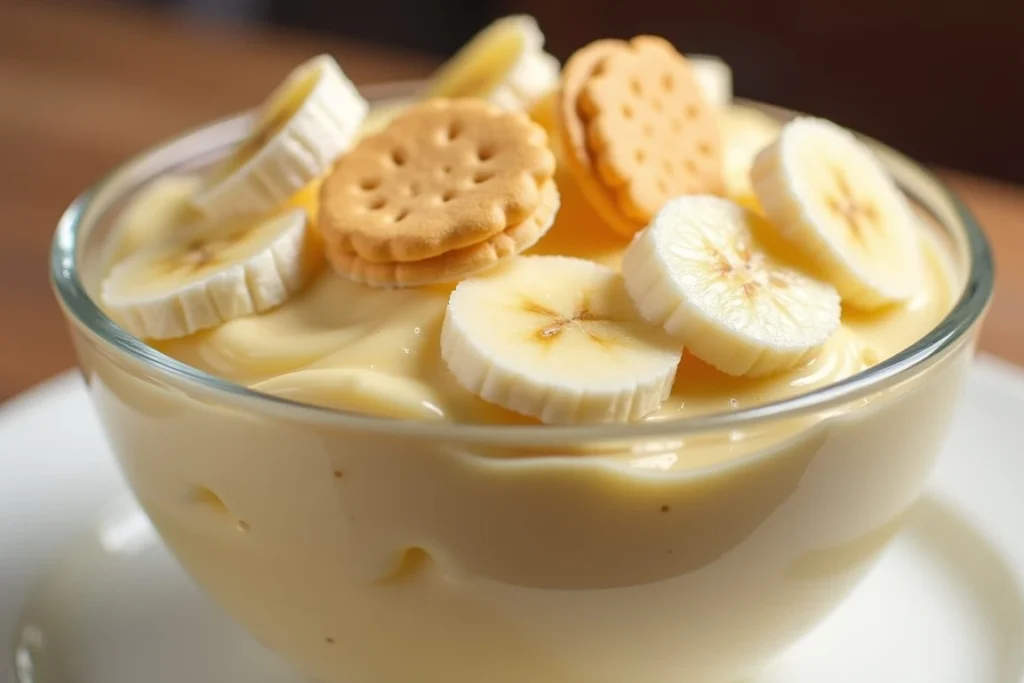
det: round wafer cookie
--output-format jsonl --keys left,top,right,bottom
{"left": 319, "top": 98, "right": 555, "bottom": 263}
{"left": 557, "top": 39, "right": 640, "bottom": 236}
{"left": 326, "top": 179, "right": 559, "bottom": 287}
{"left": 557, "top": 36, "right": 724, "bottom": 236}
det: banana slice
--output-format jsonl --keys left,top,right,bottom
{"left": 440, "top": 256, "right": 682, "bottom": 424}
{"left": 106, "top": 175, "right": 204, "bottom": 265}
{"left": 101, "top": 209, "right": 320, "bottom": 340}
{"left": 689, "top": 54, "right": 733, "bottom": 108}
{"left": 622, "top": 196, "right": 841, "bottom": 378}
{"left": 193, "top": 55, "right": 368, "bottom": 222}
{"left": 751, "top": 117, "right": 923, "bottom": 309}
{"left": 426, "top": 15, "right": 560, "bottom": 111}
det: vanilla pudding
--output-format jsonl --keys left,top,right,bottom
{"left": 139, "top": 163, "right": 959, "bottom": 444}
{"left": 56, "top": 33, "right": 993, "bottom": 683}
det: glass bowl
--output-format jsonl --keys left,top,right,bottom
{"left": 51, "top": 87, "right": 993, "bottom": 683}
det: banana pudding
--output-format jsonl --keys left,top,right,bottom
{"left": 99, "top": 49, "right": 956, "bottom": 432}
{"left": 60, "top": 18, "right": 989, "bottom": 683}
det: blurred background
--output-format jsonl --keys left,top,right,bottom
{"left": 0, "top": 0, "right": 1021, "bottom": 401}
{"left": 131, "top": 0, "right": 1023, "bottom": 182}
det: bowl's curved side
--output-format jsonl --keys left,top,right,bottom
{"left": 70, "top": 300, "right": 979, "bottom": 683}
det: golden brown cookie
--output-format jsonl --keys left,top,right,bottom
{"left": 326, "top": 179, "right": 559, "bottom": 287}
{"left": 557, "top": 39, "right": 640, "bottom": 236}
{"left": 557, "top": 36, "right": 724, "bottom": 236}
{"left": 319, "top": 98, "right": 555, "bottom": 263}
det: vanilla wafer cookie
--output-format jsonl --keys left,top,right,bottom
{"left": 327, "top": 179, "right": 559, "bottom": 287}
{"left": 320, "top": 98, "right": 558, "bottom": 287}
{"left": 557, "top": 36, "right": 724, "bottom": 236}
{"left": 320, "top": 98, "right": 555, "bottom": 264}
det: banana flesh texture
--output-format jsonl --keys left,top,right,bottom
{"left": 426, "top": 15, "right": 560, "bottom": 111}
{"left": 101, "top": 209, "right": 319, "bottom": 340}
{"left": 752, "top": 117, "right": 924, "bottom": 309}
{"left": 622, "top": 196, "right": 842, "bottom": 378}
{"left": 440, "top": 256, "right": 683, "bottom": 424}
{"left": 192, "top": 55, "right": 368, "bottom": 222}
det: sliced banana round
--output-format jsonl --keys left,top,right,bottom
{"left": 441, "top": 256, "right": 682, "bottom": 424}
{"left": 101, "top": 209, "right": 320, "bottom": 340}
{"left": 193, "top": 55, "right": 368, "bottom": 222}
{"left": 688, "top": 54, "right": 733, "bottom": 108}
{"left": 106, "top": 174, "right": 204, "bottom": 265}
{"left": 426, "top": 15, "right": 560, "bottom": 112}
{"left": 622, "top": 196, "right": 841, "bottom": 378}
{"left": 751, "top": 116, "right": 923, "bottom": 309}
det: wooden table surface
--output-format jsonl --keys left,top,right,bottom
{"left": 0, "top": 1, "right": 1021, "bottom": 402}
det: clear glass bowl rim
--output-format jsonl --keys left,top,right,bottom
{"left": 50, "top": 84, "right": 995, "bottom": 446}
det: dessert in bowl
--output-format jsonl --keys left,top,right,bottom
{"left": 52, "top": 17, "right": 993, "bottom": 683}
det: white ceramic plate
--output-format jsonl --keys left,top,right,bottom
{"left": 2, "top": 358, "right": 1023, "bottom": 683}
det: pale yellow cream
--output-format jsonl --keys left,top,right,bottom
{"left": 81, "top": 103, "right": 972, "bottom": 683}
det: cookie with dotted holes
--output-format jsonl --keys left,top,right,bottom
{"left": 557, "top": 36, "right": 724, "bottom": 236}
{"left": 319, "top": 98, "right": 556, "bottom": 269}
{"left": 327, "top": 179, "right": 559, "bottom": 287}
